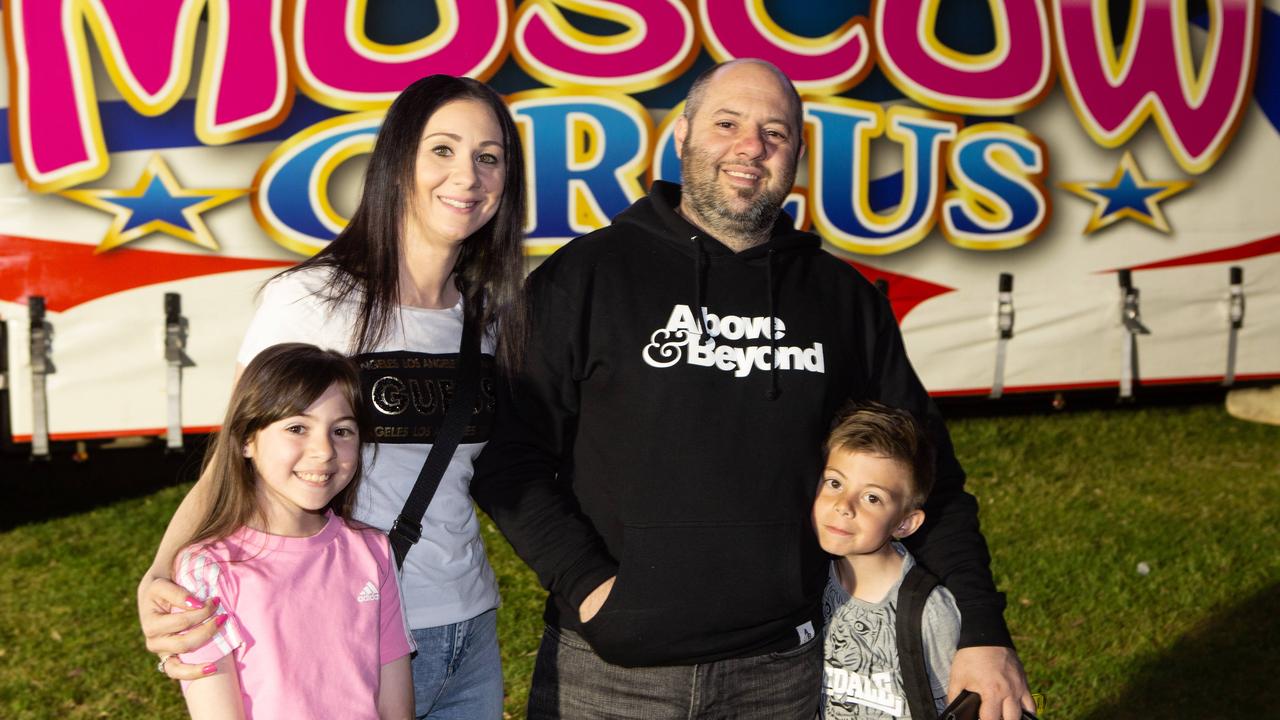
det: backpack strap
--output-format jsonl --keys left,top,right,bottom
{"left": 897, "top": 562, "right": 942, "bottom": 720}
{"left": 389, "top": 313, "right": 482, "bottom": 570}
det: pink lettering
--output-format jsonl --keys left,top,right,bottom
{"left": 875, "top": 0, "right": 1051, "bottom": 115}
{"left": 93, "top": 0, "right": 194, "bottom": 103}
{"left": 1053, "top": 0, "right": 1259, "bottom": 174}
{"left": 291, "top": 0, "right": 508, "bottom": 109}
{"left": 697, "top": 0, "right": 872, "bottom": 94}
{"left": 512, "top": 0, "right": 696, "bottom": 92}
{"left": 6, "top": 0, "right": 202, "bottom": 190}
{"left": 199, "top": 0, "right": 292, "bottom": 144}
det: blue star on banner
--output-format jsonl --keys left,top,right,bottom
{"left": 58, "top": 154, "right": 248, "bottom": 253}
{"left": 1059, "top": 152, "right": 1192, "bottom": 234}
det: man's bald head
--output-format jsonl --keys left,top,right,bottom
{"left": 682, "top": 59, "right": 804, "bottom": 137}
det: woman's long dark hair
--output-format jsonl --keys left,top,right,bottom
{"left": 286, "top": 75, "right": 527, "bottom": 371}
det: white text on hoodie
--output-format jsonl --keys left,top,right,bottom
{"left": 642, "top": 304, "right": 825, "bottom": 378}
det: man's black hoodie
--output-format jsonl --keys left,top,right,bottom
{"left": 473, "top": 182, "right": 1009, "bottom": 667}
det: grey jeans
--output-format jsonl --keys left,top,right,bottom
{"left": 527, "top": 625, "right": 822, "bottom": 719}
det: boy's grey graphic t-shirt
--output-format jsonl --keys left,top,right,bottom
{"left": 821, "top": 544, "right": 961, "bottom": 719}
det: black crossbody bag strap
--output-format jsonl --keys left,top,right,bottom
{"left": 389, "top": 314, "right": 482, "bottom": 570}
{"left": 897, "top": 562, "right": 942, "bottom": 720}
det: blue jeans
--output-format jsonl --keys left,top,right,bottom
{"left": 527, "top": 625, "right": 822, "bottom": 719}
{"left": 410, "top": 608, "right": 504, "bottom": 720}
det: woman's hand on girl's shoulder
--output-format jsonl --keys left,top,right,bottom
{"left": 138, "top": 575, "right": 223, "bottom": 680}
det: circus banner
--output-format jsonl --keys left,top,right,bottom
{"left": 2, "top": 0, "right": 1278, "bottom": 442}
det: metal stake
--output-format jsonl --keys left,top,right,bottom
{"left": 164, "top": 293, "right": 195, "bottom": 451}
{"left": 1118, "top": 270, "right": 1150, "bottom": 400}
{"left": 28, "top": 296, "right": 54, "bottom": 459}
{"left": 990, "top": 273, "right": 1015, "bottom": 399}
{"left": 1223, "top": 267, "right": 1244, "bottom": 387}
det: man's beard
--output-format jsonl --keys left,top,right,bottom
{"left": 680, "top": 140, "right": 794, "bottom": 239}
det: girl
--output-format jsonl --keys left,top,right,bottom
{"left": 171, "top": 342, "right": 413, "bottom": 719}
{"left": 141, "top": 75, "right": 526, "bottom": 719}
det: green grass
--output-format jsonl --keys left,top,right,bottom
{"left": 951, "top": 406, "right": 1280, "bottom": 718}
{"left": 1, "top": 404, "right": 1277, "bottom": 718}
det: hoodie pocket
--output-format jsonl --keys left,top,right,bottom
{"left": 579, "top": 520, "right": 803, "bottom": 665}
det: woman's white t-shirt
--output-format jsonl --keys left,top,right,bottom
{"left": 237, "top": 266, "right": 499, "bottom": 630}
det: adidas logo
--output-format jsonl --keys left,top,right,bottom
{"left": 357, "top": 581, "right": 379, "bottom": 603}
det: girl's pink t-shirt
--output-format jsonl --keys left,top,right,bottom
{"left": 176, "top": 513, "right": 413, "bottom": 718}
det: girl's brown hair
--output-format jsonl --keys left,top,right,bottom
{"left": 180, "top": 343, "right": 366, "bottom": 554}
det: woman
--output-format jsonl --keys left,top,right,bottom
{"left": 138, "top": 75, "right": 527, "bottom": 719}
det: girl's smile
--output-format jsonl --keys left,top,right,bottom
{"left": 243, "top": 383, "right": 360, "bottom": 537}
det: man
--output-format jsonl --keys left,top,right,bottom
{"left": 472, "top": 59, "right": 1033, "bottom": 719}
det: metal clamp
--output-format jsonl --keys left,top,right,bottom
{"left": 1118, "top": 270, "right": 1149, "bottom": 400}
{"left": 990, "top": 273, "right": 1015, "bottom": 399}
{"left": 28, "top": 296, "right": 54, "bottom": 459}
{"left": 164, "top": 293, "right": 195, "bottom": 451}
{"left": 390, "top": 515, "right": 423, "bottom": 547}
{"left": 1224, "top": 266, "right": 1244, "bottom": 386}
{"left": 0, "top": 317, "right": 8, "bottom": 393}
{"left": 0, "top": 318, "right": 9, "bottom": 447}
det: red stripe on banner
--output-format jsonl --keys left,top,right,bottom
{"left": 0, "top": 234, "right": 296, "bottom": 312}
{"left": 841, "top": 259, "right": 955, "bottom": 322}
{"left": 931, "top": 373, "right": 1280, "bottom": 397}
{"left": 11, "top": 425, "right": 222, "bottom": 443}
{"left": 1098, "top": 233, "right": 1280, "bottom": 274}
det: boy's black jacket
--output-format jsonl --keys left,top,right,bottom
{"left": 473, "top": 182, "right": 1008, "bottom": 667}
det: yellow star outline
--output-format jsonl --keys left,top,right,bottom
{"left": 1059, "top": 151, "right": 1193, "bottom": 235}
{"left": 58, "top": 154, "right": 248, "bottom": 253}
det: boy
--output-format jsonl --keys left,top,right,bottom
{"left": 814, "top": 401, "right": 960, "bottom": 719}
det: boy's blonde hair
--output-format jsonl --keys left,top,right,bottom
{"left": 824, "top": 401, "right": 936, "bottom": 509}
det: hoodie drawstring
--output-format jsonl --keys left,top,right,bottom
{"left": 690, "top": 236, "right": 782, "bottom": 400}
{"left": 765, "top": 248, "right": 780, "bottom": 401}
{"left": 691, "top": 237, "right": 713, "bottom": 346}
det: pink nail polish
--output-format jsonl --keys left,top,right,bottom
{"left": 202, "top": 664, "right": 217, "bottom": 675}
{"left": 215, "top": 615, "right": 229, "bottom": 628}
{"left": 184, "top": 596, "right": 204, "bottom": 609}
{"left": 208, "top": 597, "right": 221, "bottom": 608}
